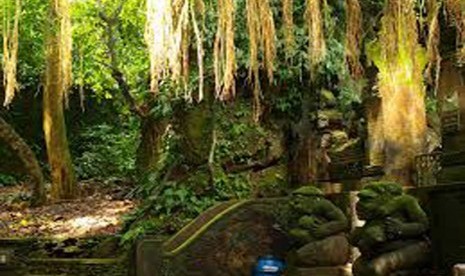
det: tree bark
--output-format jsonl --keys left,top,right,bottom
{"left": 43, "top": 1, "right": 77, "bottom": 200}
{"left": 287, "top": 92, "right": 319, "bottom": 187}
{"left": 287, "top": 125, "right": 318, "bottom": 187}
{"left": 381, "top": 84, "right": 426, "bottom": 186}
{"left": 0, "top": 116, "right": 45, "bottom": 205}
{"left": 366, "top": 96, "right": 384, "bottom": 167}
{"left": 136, "top": 116, "right": 166, "bottom": 174}
{"left": 174, "top": 100, "right": 214, "bottom": 166}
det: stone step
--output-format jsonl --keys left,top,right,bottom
{"left": 26, "top": 258, "right": 127, "bottom": 276}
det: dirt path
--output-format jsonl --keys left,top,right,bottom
{"left": 0, "top": 182, "right": 137, "bottom": 238}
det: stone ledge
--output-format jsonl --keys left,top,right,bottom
{"left": 295, "top": 265, "right": 352, "bottom": 276}
{"left": 28, "top": 257, "right": 122, "bottom": 265}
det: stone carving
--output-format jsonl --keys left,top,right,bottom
{"left": 350, "top": 182, "right": 430, "bottom": 276}
{"left": 288, "top": 186, "right": 350, "bottom": 268}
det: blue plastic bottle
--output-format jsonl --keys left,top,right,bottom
{"left": 252, "top": 255, "right": 285, "bottom": 276}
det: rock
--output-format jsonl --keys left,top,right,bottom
{"left": 321, "top": 89, "right": 337, "bottom": 108}
{"left": 296, "top": 235, "right": 350, "bottom": 267}
{"left": 318, "top": 110, "right": 344, "bottom": 129}
{"left": 330, "top": 131, "right": 349, "bottom": 149}
{"left": 250, "top": 165, "right": 287, "bottom": 197}
{"left": 295, "top": 265, "right": 352, "bottom": 276}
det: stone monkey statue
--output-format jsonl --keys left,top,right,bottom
{"left": 350, "top": 182, "right": 430, "bottom": 276}
{"left": 288, "top": 186, "right": 350, "bottom": 267}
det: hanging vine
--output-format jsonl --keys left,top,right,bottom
{"left": 246, "top": 0, "right": 276, "bottom": 121}
{"left": 345, "top": 0, "right": 363, "bottom": 78}
{"left": 214, "top": 0, "right": 236, "bottom": 101}
{"left": 283, "top": 0, "right": 294, "bottom": 58}
{"left": 190, "top": 0, "right": 205, "bottom": 101}
{"left": 305, "top": 0, "right": 326, "bottom": 75}
{"left": 2, "top": 0, "right": 21, "bottom": 106}
{"left": 145, "top": 0, "right": 205, "bottom": 100}
{"left": 145, "top": 0, "right": 173, "bottom": 94}
{"left": 425, "top": 0, "right": 441, "bottom": 94}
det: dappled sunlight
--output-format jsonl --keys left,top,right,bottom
{"left": 0, "top": 185, "right": 136, "bottom": 238}
{"left": 367, "top": 0, "right": 428, "bottom": 184}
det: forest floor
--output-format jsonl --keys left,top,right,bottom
{"left": 0, "top": 179, "right": 137, "bottom": 238}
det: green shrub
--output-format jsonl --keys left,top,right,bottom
{"left": 73, "top": 121, "right": 138, "bottom": 179}
{"left": 121, "top": 164, "right": 252, "bottom": 245}
{"left": 0, "top": 173, "right": 17, "bottom": 186}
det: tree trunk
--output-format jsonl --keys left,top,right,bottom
{"left": 136, "top": 116, "right": 166, "bottom": 174}
{"left": 287, "top": 125, "right": 318, "bottom": 187}
{"left": 381, "top": 84, "right": 426, "bottom": 186}
{"left": 174, "top": 100, "right": 214, "bottom": 166}
{"left": 366, "top": 96, "right": 384, "bottom": 167}
{"left": 0, "top": 116, "right": 46, "bottom": 205}
{"left": 287, "top": 92, "right": 319, "bottom": 187}
{"left": 43, "top": 3, "right": 77, "bottom": 200}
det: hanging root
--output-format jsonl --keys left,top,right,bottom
{"left": 305, "top": 0, "right": 326, "bottom": 74}
{"left": 145, "top": 0, "right": 173, "bottom": 93}
{"left": 145, "top": 0, "right": 205, "bottom": 99}
{"left": 246, "top": 0, "right": 276, "bottom": 121}
{"left": 282, "top": 0, "right": 295, "bottom": 59}
{"left": 425, "top": 0, "right": 441, "bottom": 94}
{"left": 214, "top": 0, "right": 236, "bottom": 101}
{"left": 2, "top": 0, "right": 21, "bottom": 106}
{"left": 190, "top": 0, "right": 205, "bottom": 101}
{"left": 345, "top": 0, "right": 363, "bottom": 78}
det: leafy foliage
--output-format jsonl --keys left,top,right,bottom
{"left": 121, "top": 167, "right": 251, "bottom": 244}
{"left": 0, "top": 173, "right": 17, "bottom": 186}
{"left": 73, "top": 120, "right": 138, "bottom": 179}
{"left": 72, "top": 0, "right": 148, "bottom": 100}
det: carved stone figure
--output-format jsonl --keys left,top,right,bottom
{"left": 289, "top": 186, "right": 350, "bottom": 267}
{"left": 350, "top": 182, "right": 430, "bottom": 276}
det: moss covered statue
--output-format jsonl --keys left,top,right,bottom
{"left": 350, "top": 182, "right": 430, "bottom": 276}
{"left": 288, "top": 186, "right": 350, "bottom": 267}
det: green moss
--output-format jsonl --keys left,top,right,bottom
{"left": 321, "top": 89, "right": 337, "bottom": 107}
{"left": 175, "top": 102, "right": 214, "bottom": 165}
{"left": 251, "top": 165, "right": 287, "bottom": 198}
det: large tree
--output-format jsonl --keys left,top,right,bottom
{"left": 363, "top": 0, "right": 465, "bottom": 185}
{"left": 43, "top": 0, "right": 76, "bottom": 200}
{"left": 367, "top": 0, "right": 427, "bottom": 185}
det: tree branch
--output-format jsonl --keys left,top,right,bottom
{"left": 223, "top": 156, "right": 281, "bottom": 174}
{"left": 98, "top": 2, "right": 146, "bottom": 118}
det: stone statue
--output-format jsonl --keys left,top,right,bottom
{"left": 350, "top": 182, "right": 430, "bottom": 276}
{"left": 288, "top": 186, "right": 350, "bottom": 267}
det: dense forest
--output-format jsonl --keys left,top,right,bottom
{"left": 0, "top": 0, "right": 464, "bottom": 245}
